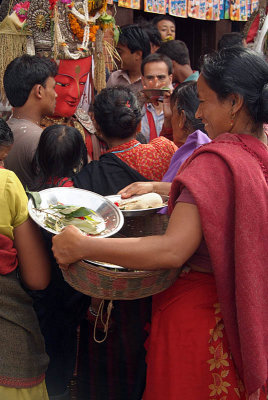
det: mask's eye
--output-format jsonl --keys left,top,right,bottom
{"left": 56, "top": 82, "right": 69, "bottom": 87}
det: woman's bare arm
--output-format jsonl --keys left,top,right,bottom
{"left": 14, "top": 218, "right": 51, "bottom": 290}
{"left": 52, "top": 202, "right": 202, "bottom": 270}
{"left": 119, "top": 181, "right": 172, "bottom": 198}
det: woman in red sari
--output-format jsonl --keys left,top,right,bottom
{"left": 52, "top": 47, "right": 268, "bottom": 400}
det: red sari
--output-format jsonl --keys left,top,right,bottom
{"left": 143, "top": 133, "right": 268, "bottom": 400}
{"left": 144, "top": 271, "right": 249, "bottom": 400}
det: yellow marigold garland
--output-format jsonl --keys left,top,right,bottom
{"left": 68, "top": 13, "right": 99, "bottom": 42}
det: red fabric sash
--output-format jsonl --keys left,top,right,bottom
{"left": 169, "top": 133, "right": 268, "bottom": 396}
{"left": 145, "top": 105, "right": 158, "bottom": 142}
{"left": 0, "top": 234, "right": 18, "bottom": 275}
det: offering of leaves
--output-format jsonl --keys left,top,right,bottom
{"left": 41, "top": 204, "right": 104, "bottom": 235}
{"left": 27, "top": 191, "right": 105, "bottom": 235}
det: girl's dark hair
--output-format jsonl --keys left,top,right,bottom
{"left": 171, "top": 81, "right": 206, "bottom": 133}
{"left": 0, "top": 118, "right": 13, "bottom": 146}
{"left": 32, "top": 124, "right": 87, "bottom": 189}
{"left": 93, "top": 87, "right": 142, "bottom": 140}
{"left": 201, "top": 47, "right": 268, "bottom": 123}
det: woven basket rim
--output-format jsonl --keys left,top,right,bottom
{"left": 63, "top": 263, "right": 180, "bottom": 300}
{"left": 72, "top": 260, "right": 170, "bottom": 278}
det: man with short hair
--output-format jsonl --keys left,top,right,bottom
{"left": 156, "top": 40, "right": 199, "bottom": 86}
{"left": 138, "top": 21, "right": 162, "bottom": 53}
{"left": 106, "top": 25, "right": 151, "bottom": 94}
{"left": 4, "top": 54, "right": 57, "bottom": 189}
{"left": 140, "top": 53, "right": 173, "bottom": 142}
{"left": 152, "top": 15, "right": 176, "bottom": 41}
{"left": 217, "top": 32, "right": 247, "bottom": 51}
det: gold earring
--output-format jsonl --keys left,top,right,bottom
{"left": 229, "top": 112, "right": 235, "bottom": 131}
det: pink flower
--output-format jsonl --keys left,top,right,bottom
{"left": 13, "top": 1, "right": 30, "bottom": 22}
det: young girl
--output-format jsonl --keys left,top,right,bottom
{"left": 32, "top": 124, "right": 87, "bottom": 190}
{"left": 31, "top": 123, "right": 89, "bottom": 399}
{"left": 0, "top": 118, "right": 51, "bottom": 399}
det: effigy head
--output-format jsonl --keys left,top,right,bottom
{"left": 54, "top": 57, "right": 92, "bottom": 117}
{"left": 0, "top": 0, "right": 118, "bottom": 105}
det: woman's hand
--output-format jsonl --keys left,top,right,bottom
{"left": 52, "top": 225, "right": 87, "bottom": 267}
{"left": 163, "top": 92, "right": 172, "bottom": 123}
{"left": 119, "top": 181, "right": 171, "bottom": 197}
{"left": 118, "top": 182, "right": 154, "bottom": 198}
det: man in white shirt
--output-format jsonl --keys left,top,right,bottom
{"left": 140, "top": 53, "right": 173, "bottom": 143}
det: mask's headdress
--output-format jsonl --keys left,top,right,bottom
{"left": 0, "top": 0, "right": 120, "bottom": 99}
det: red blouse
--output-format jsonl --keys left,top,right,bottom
{"left": 107, "top": 137, "right": 177, "bottom": 181}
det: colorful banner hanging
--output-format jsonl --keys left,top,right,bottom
{"left": 206, "top": 0, "right": 220, "bottom": 19}
{"left": 188, "top": 0, "right": 206, "bottom": 19}
{"left": 118, "top": 0, "right": 140, "bottom": 8}
{"left": 169, "top": 0, "right": 187, "bottom": 17}
{"left": 230, "top": 0, "right": 247, "bottom": 21}
{"left": 144, "top": 0, "right": 166, "bottom": 14}
{"left": 107, "top": 0, "right": 113, "bottom": 4}
{"left": 188, "top": 0, "right": 220, "bottom": 19}
{"left": 250, "top": 0, "right": 259, "bottom": 13}
{"left": 117, "top": 0, "right": 257, "bottom": 20}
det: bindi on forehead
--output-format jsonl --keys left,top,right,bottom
{"left": 75, "top": 65, "right": 81, "bottom": 79}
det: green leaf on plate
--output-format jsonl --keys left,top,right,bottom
{"left": 26, "top": 191, "right": 42, "bottom": 209}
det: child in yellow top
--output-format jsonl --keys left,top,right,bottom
{"left": 0, "top": 118, "right": 51, "bottom": 399}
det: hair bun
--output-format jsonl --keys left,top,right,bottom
{"left": 116, "top": 108, "right": 135, "bottom": 129}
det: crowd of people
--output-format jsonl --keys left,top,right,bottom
{"left": 0, "top": 13, "right": 267, "bottom": 400}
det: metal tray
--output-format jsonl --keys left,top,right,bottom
{"left": 83, "top": 259, "right": 125, "bottom": 270}
{"left": 142, "top": 88, "right": 171, "bottom": 102}
{"left": 142, "top": 88, "right": 170, "bottom": 96}
{"left": 105, "top": 194, "right": 168, "bottom": 217}
{"left": 28, "top": 187, "right": 124, "bottom": 237}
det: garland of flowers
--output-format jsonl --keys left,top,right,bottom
{"left": 47, "top": 0, "right": 115, "bottom": 58}
{"left": 67, "top": 0, "right": 107, "bottom": 25}
{"left": 68, "top": 13, "right": 99, "bottom": 42}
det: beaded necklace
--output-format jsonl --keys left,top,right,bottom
{"left": 111, "top": 142, "right": 141, "bottom": 154}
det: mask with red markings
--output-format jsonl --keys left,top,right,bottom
{"left": 54, "top": 57, "right": 92, "bottom": 118}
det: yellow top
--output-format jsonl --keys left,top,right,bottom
{"left": 0, "top": 168, "right": 28, "bottom": 240}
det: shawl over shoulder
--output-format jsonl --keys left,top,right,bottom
{"left": 169, "top": 133, "right": 268, "bottom": 396}
{"left": 73, "top": 153, "right": 150, "bottom": 196}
